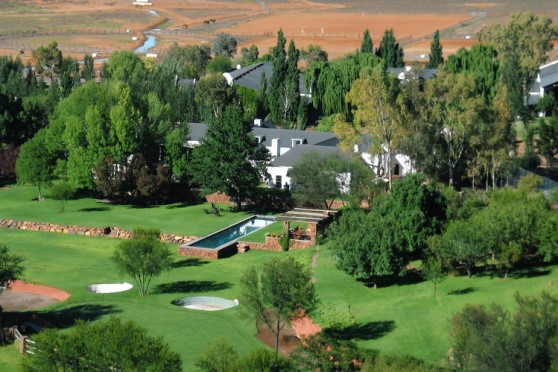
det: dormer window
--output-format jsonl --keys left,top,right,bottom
{"left": 292, "top": 138, "right": 303, "bottom": 147}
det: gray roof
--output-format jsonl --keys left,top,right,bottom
{"left": 539, "top": 60, "right": 558, "bottom": 88}
{"left": 253, "top": 127, "right": 338, "bottom": 149}
{"left": 188, "top": 123, "right": 207, "bottom": 142}
{"left": 188, "top": 123, "right": 338, "bottom": 150}
{"left": 528, "top": 59, "right": 558, "bottom": 105}
{"left": 225, "top": 62, "right": 309, "bottom": 96}
{"left": 387, "top": 67, "right": 438, "bottom": 81}
{"left": 271, "top": 145, "right": 343, "bottom": 167}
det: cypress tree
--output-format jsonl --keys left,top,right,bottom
{"left": 296, "top": 98, "right": 307, "bottom": 130}
{"left": 377, "top": 29, "right": 404, "bottom": 68}
{"left": 269, "top": 29, "right": 287, "bottom": 125}
{"left": 360, "top": 29, "right": 373, "bottom": 54}
{"left": 426, "top": 30, "right": 444, "bottom": 68}
{"left": 285, "top": 40, "right": 300, "bottom": 127}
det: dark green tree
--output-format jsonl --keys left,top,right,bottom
{"left": 426, "top": 29, "right": 443, "bottom": 68}
{"left": 433, "top": 218, "right": 488, "bottom": 278}
{"left": 537, "top": 116, "right": 558, "bottom": 168}
{"left": 240, "top": 256, "right": 317, "bottom": 359}
{"left": 284, "top": 39, "right": 301, "bottom": 127}
{"left": 377, "top": 29, "right": 404, "bottom": 68}
{"left": 81, "top": 54, "right": 95, "bottom": 80}
{"left": 0, "top": 244, "right": 25, "bottom": 292}
{"left": 268, "top": 29, "right": 287, "bottom": 125}
{"left": 329, "top": 175, "right": 446, "bottom": 286}
{"left": 24, "top": 317, "right": 182, "bottom": 371}
{"left": 451, "top": 292, "right": 558, "bottom": 372}
{"left": 360, "top": 29, "right": 374, "bottom": 54}
{"left": 112, "top": 228, "right": 173, "bottom": 297}
{"left": 15, "top": 130, "right": 54, "bottom": 199}
{"left": 189, "top": 105, "right": 267, "bottom": 210}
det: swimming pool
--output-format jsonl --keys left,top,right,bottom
{"left": 191, "top": 216, "right": 275, "bottom": 248}
{"left": 178, "top": 216, "right": 276, "bottom": 259}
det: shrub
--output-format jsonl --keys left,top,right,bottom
{"left": 279, "top": 233, "right": 290, "bottom": 251}
{"left": 518, "top": 174, "right": 543, "bottom": 194}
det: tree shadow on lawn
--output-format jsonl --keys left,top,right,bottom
{"left": 39, "top": 304, "right": 121, "bottom": 328}
{"left": 476, "top": 262, "right": 552, "bottom": 280}
{"left": 324, "top": 320, "right": 396, "bottom": 341}
{"left": 171, "top": 258, "right": 209, "bottom": 268}
{"left": 155, "top": 280, "right": 232, "bottom": 294}
{"left": 447, "top": 287, "right": 477, "bottom": 296}
{"left": 78, "top": 207, "right": 111, "bottom": 212}
{"left": 358, "top": 270, "right": 424, "bottom": 288}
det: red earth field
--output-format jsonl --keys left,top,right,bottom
{"left": 0, "top": 0, "right": 557, "bottom": 63}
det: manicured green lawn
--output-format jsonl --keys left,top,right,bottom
{"left": 0, "top": 185, "right": 253, "bottom": 236}
{"left": 313, "top": 244, "right": 558, "bottom": 365}
{"left": 242, "top": 221, "right": 308, "bottom": 243}
{"left": 0, "top": 228, "right": 314, "bottom": 370}
{"left": 2, "top": 217, "right": 557, "bottom": 370}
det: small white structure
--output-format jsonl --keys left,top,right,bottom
{"left": 87, "top": 282, "right": 133, "bottom": 294}
{"left": 133, "top": 0, "right": 152, "bottom": 5}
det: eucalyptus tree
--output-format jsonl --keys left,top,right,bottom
{"left": 479, "top": 12, "right": 557, "bottom": 114}
{"left": 343, "top": 66, "right": 409, "bottom": 188}
{"left": 422, "top": 72, "right": 484, "bottom": 186}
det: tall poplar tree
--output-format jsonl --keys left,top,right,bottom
{"left": 377, "top": 29, "right": 404, "bottom": 68}
{"left": 426, "top": 30, "right": 443, "bottom": 68}
{"left": 360, "top": 29, "right": 373, "bottom": 54}
{"left": 269, "top": 29, "right": 287, "bottom": 126}
{"left": 285, "top": 40, "right": 301, "bottom": 127}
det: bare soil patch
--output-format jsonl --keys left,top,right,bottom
{"left": 0, "top": 0, "right": 556, "bottom": 64}
{"left": 0, "top": 281, "right": 69, "bottom": 312}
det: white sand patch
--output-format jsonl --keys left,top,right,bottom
{"left": 87, "top": 283, "right": 133, "bottom": 294}
{"left": 173, "top": 296, "right": 238, "bottom": 311}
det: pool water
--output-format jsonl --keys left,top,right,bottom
{"left": 190, "top": 217, "right": 275, "bottom": 249}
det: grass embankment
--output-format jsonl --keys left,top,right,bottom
{"left": 0, "top": 227, "right": 316, "bottom": 371}
{"left": 0, "top": 185, "right": 252, "bottom": 237}
{"left": 1, "top": 185, "right": 557, "bottom": 369}
{"left": 313, "top": 244, "right": 558, "bottom": 365}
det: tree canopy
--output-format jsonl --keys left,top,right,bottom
{"left": 24, "top": 316, "right": 182, "bottom": 371}
{"left": 240, "top": 256, "right": 317, "bottom": 358}
{"left": 0, "top": 244, "right": 25, "bottom": 291}
{"left": 112, "top": 227, "right": 173, "bottom": 296}
{"left": 189, "top": 105, "right": 268, "bottom": 209}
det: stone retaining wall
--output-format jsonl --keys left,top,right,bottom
{"left": 0, "top": 219, "right": 196, "bottom": 245}
{"left": 237, "top": 234, "right": 314, "bottom": 252}
{"left": 205, "top": 192, "right": 232, "bottom": 204}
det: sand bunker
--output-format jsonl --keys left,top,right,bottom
{"left": 173, "top": 296, "right": 238, "bottom": 311}
{"left": 87, "top": 282, "right": 133, "bottom": 294}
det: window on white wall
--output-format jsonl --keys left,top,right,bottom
{"left": 275, "top": 175, "right": 282, "bottom": 188}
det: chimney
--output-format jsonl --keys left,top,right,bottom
{"left": 271, "top": 138, "right": 281, "bottom": 157}
{"left": 254, "top": 118, "right": 262, "bottom": 127}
